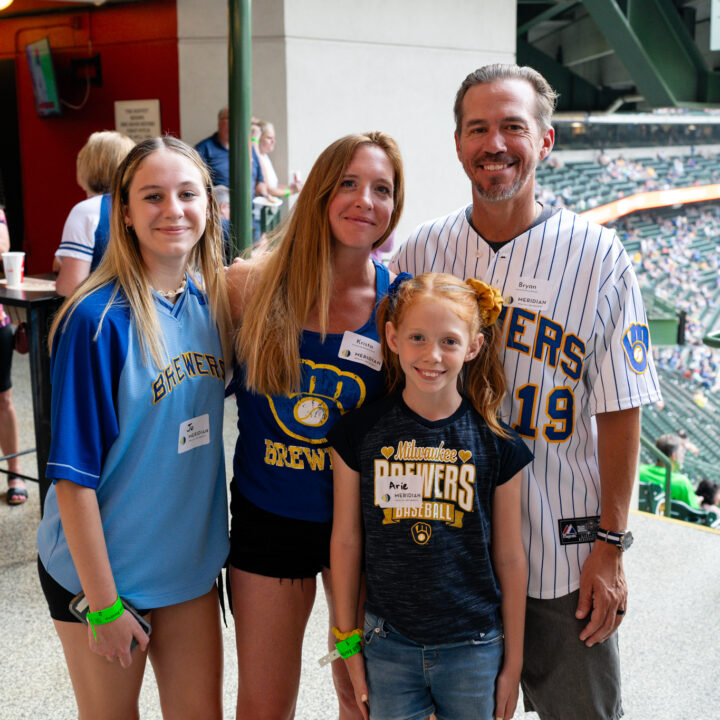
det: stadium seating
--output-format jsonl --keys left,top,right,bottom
{"left": 638, "top": 480, "right": 664, "bottom": 515}
{"left": 536, "top": 150, "right": 720, "bottom": 528}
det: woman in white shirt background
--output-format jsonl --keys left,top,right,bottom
{"left": 256, "top": 120, "right": 303, "bottom": 199}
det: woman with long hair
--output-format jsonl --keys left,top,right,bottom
{"left": 37, "top": 136, "right": 232, "bottom": 719}
{"left": 227, "top": 131, "right": 404, "bottom": 719}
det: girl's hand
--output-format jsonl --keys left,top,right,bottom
{"left": 493, "top": 665, "right": 520, "bottom": 720}
{"left": 87, "top": 610, "right": 150, "bottom": 668}
{"left": 344, "top": 653, "right": 369, "bottom": 720}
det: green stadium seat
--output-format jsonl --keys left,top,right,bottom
{"left": 638, "top": 481, "right": 665, "bottom": 515}
{"left": 669, "top": 500, "right": 717, "bottom": 527}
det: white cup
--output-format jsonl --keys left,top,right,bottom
{"left": 2, "top": 251, "right": 25, "bottom": 288}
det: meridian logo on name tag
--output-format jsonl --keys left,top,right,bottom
{"left": 508, "top": 278, "right": 552, "bottom": 311}
{"left": 338, "top": 331, "right": 382, "bottom": 371}
{"left": 178, "top": 414, "right": 210, "bottom": 454}
{"left": 375, "top": 474, "right": 423, "bottom": 508}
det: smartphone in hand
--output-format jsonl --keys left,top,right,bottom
{"left": 69, "top": 592, "right": 151, "bottom": 651}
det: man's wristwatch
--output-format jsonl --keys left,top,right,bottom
{"left": 595, "top": 527, "right": 634, "bottom": 552}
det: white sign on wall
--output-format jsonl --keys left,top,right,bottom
{"left": 114, "top": 99, "right": 161, "bottom": 142}
{"left": 712, "top": 0, "right": 720, "bottom": 51}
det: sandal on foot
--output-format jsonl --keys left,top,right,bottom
{"left": 6, "top": 482, "right": 28, "bottom": 506}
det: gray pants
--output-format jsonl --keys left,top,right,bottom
{"left": 522, "top": 590, "right": 623, "bottom": 720}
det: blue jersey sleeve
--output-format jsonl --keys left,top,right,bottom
{"left": 46, "top": 290, "right": 130, "bottom": 488}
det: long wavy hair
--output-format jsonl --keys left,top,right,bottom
{"left": 49, "top": 136, "right": 232, "bottom": 370}
{"left": 376, "top": 272, "right": 508, "bottom": 436}
{"left": 238, "top": 131, "right": 404, "bottom": 395}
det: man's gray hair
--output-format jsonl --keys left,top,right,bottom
{"left": 453, "top": 64, "right": 559, "bottom": 134}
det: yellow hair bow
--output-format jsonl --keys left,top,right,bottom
{"left": 466, "top": 278, "right": 503, "bottom": 326}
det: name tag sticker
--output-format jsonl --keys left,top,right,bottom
{"left": 376, "top": 474, "right": 423, "bottom": 508}
{"left": 178, "top": 413, "right": 210, "bottom": 454}
{"left": 509, "top": 278, "right": 553, "bottom": 311}
{"left": 338, "top": 331, "right": 382, "bottom": 371}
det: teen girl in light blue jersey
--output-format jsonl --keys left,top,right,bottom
{"left": 37, "top": 137, "right": 232, "bottom": 720}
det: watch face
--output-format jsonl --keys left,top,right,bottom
{"left": 621, "top": 531, "right": 634, "bottom": 551}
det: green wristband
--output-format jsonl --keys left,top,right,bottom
{"left": 86, "top": 596, "right": 124, "bottom": 642}
{"left": 284, "top": 189, "right": 291, "bottom": 197}
{"left": 336, "top": 633, "right": 362, "bottom": 659}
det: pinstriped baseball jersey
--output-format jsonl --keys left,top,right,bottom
{"left": 390, "top": 204, "right": 662, "bottom": 599}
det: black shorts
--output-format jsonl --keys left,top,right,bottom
{"left": 229, "top": 484, "right": 331, "bottom": 579}
{"left": 0, "top": 323, "right": 13, "bottom": 393}
{"left": 37, "top": 557, "right": 151, "bottom": 622}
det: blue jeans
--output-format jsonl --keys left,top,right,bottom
{"left": 363, "top": 610, "right": 504, "bottom": 720}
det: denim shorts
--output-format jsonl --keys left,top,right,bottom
{"left": 363, "top": 610, "right": 504, "bottom": 720}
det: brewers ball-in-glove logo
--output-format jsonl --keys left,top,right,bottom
{"left": 411, "top": 522, "right": 432, "bottom": 545}
{"left": 621, "top": 323, "right": 650, "bottom": 374}
{"left": 267, "top": 359, "right": 366, "bottom": 443}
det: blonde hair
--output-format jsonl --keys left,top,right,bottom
{"left": 258, "top": 120, "right": 274, "bottom": 140}
{"left": 50, "top": 136, "right": 232, "bottom": 370}
{"left": 238, "top": 131, "right": 404, "bottom": 395}
{"left": 376, "top": 273, "right": 508, "bottom": 437}
{"left": 76, "top": 131, "right": 136, "bottom": 195}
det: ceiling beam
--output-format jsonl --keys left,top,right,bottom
{"left": 517, "top": 1, "right": 580, "bottom": 36}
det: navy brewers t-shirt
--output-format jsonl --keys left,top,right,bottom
{"left": 329, "top": 393, "right": 532, "bottom": 644}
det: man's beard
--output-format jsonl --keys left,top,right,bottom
{"left": 472, "top": 158, "right": 536, "bottom": 202}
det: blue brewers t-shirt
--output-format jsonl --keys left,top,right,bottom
{"left": 232, "top": 261, "right": 390, "bottom": 522}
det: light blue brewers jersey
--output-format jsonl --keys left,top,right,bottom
{"left": 391, "top": 205, "right": 662, "bottom": 599}
{"left": 37, "top": 279, "right": 229, "bottom": 609}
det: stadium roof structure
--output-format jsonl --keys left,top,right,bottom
{"left": 518, "top": 0, "right": 720, "bottom": 111}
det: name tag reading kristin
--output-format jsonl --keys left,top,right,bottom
{"left": 376, "top": 474, "right": 423, "bottom": 508}
{"left": 338, "top": 331, "right": 382, "bottom": 371}
{"left": 178, "top": 414, "right": 210, "bottom": 454}
{"left": 509, "top": 278, "right": 553, "bottom": 312}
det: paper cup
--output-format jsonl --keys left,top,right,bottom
{"left": 2, "top": 251, "right": 25, "bottom": 288}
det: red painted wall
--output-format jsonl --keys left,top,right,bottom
{"left": 0, "top": 0, "right": 179, "bottom": 272}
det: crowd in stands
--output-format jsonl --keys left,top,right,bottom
{"left": 536, "top": 154, "right": 720, "bottom": 395}
{"left": 615, "top": 205, "right": 720, "bottom": 393}
{"left": 553, "top": 117, "right": 720, "bottom": 151}
{"left": 536, "top": 150, "right": 720, "bottom": 500}
{"left": 536, "top": 150, "right": 720, "bottom": 212}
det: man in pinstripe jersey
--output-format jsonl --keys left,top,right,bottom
{"left": 390, "top": 65, "right": 661, "bottom": 719}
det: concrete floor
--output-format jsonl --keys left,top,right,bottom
{"left": 2, "top": 350, "right": 719, "bottom": 719}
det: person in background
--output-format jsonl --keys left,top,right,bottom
{"left": 696, "top": 478, "right": 720, "bottom": 513}
{"left": 639, "top": 434, "right": 701, "bottom": 508}
{"left": 215, "top": 184, "right": 231, "bottom": 223}
{"left": 194, "top": 106, "right": 232, "bottom": 187}
{"left": 54, "top": 131, "right": 135, "bottom": 296}
{"left": 214, "top": 184, "right": 233, "bottom": 264}
{"left": 0, "top": 201, "right": 25, "bottom": 505}
{"left": 256, "top": 120, "right": 303, "bottom": 199}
